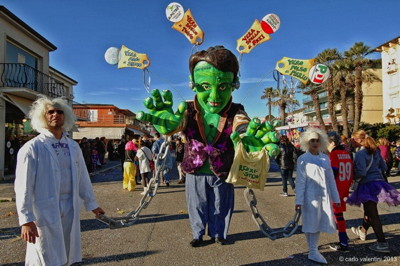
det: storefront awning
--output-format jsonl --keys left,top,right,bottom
{"left": 126, "top": 128, "right": 144, "bottom": 136}
{"left": 1, "top": 93, "right": 33, "bottom": 116}
{"left": 72, "top": 127, "right": 125, "bottom": 140}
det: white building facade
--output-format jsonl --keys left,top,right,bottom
{"left": 375, "top": 36, "right": 400, "bottom": 123}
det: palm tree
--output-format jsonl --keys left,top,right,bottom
{"left": 260, "top": 87, "right": 275, "bottom": 119}
{"left": 261, "top": 86, "right": 299, "bottom": 125}
{"left": 315, "top": 48, "right": 342, "bottom": 132}
{"left": 271, "top": 87, "right": 299, "bottom": 124}
{"left": 298, "top": 82, "right": 326, "bottom": 131}
{"left": 344, "top": 42, "right": 371, "bottom": 132}
{"left": 332, "top": 58, "right": 352, "bottom": 137}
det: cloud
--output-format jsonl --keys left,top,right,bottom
{"left": 239, "top": 77, "right": 275, "bottom": 84}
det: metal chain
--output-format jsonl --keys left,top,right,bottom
{"left": 97, "top": 141, "right": 170, "bottom": 229}
{"left": 244, "top": 188, "right": 301, "bottom": 240}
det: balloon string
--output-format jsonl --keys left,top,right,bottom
{"left": 143, "top": 68, "right": 151, "bottom": 94}
{"left": 149, "top": 71, "right": 187, "bottom": 102}
{"left": 239, "top": 71, "right": 274, "bottom": 105}
{"left": 191, "top": 44, "right": 199, "bottom": 55}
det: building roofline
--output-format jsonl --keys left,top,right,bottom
{"left": 372, "top": 36, "right": 400, "bottom": 52}
{"left": 0, "top": 5, "right": 57, "bottom": 51}
{"left": 49, "top": 66, "right": 78, "bottom": 85}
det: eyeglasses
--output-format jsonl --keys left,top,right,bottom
{"left": 309, "top": 139, "right": 320, "bottom": 143}
{"left": 47, "top": 110, "right": 64, "bottom": 115}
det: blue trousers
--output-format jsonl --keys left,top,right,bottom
{"left": 185, "top": 173, "right": 234, "bottom": 240}
{"left": 280, "top": 168, "right": 295, "bottom": 193}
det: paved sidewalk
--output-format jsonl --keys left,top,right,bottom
{"left": 1, "top": 165, "right": 399, "bottom": 265}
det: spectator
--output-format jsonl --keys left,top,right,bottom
{"left": 79, "top": 137, "right": 91, "bottom": 172}
{"left": 123, "top": 140, "right": 137, "bottom": 191}
{"left": 347, "top": 130, "right": 400, "bottom": 253}
{"left": 295, "top": 128, "right": 340, "bottom": 264}
{"left": 107, "top": 139, "right": 115, "bottom": 161}
{"left": 276, "top": 135, "right": 297, "bottom": 196}
{"left": 136, "top": 140, "right": 153, "bottom": 194}
{"left": 378, "top": 137, "right": 393, "bottom": 179}
{"left": 176, "top": 137, "right": 186, "bottom": 184}
{"left": 327, "top": 132, "right": 354, "bottom": 252}
{"left": 90, "top": 139, "right": 100, "bottom": 172}
{"left": 152, "top": 132, "right": 172, "bottom": 186}
{"left": 98, "top": 137, "right": 106, "bottom": 165}
{"left": 341, "top": 135, "right": 352, "bottom": 154}
{"left": 395, "top": 140, "right": 400, "bottom": 176}
{"left": 118, "top": 135, "right": 126, "bottom": 173}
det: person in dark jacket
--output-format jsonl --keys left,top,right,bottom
{"left": 118, "top": 135, "right": 126, "bottom": 173}
{"left": 276, "top": 135, "right": 297, "bottom": 196}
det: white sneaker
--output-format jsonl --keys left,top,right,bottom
{"left": 351, "top": 226, "right": 367, "bottom": 241}
{"left": 140, "top": 187, "right": 148, "bottom": 195}
{"left": 369, "top": 242, "right": 390, "bottom": 253}
{"left": 308, "top": 251, "right": 327, "bottom": 264}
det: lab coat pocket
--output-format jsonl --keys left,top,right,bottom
{"left": 33, "top": 197, "right": 58, "bottom": 227}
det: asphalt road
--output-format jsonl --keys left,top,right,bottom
{"left": 1, "top": 159, "right": 399, "bottom": 266}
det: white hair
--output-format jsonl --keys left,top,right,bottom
{"left": 29, "top": 95, "right": 76, "bottom": 133}
{"left": 299, "top": 127, "right": 329, "bottom": 153}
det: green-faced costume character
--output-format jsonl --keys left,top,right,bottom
{"left": 137, "top": 46, "right": 280, "bottom": 247}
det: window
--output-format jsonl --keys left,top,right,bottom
{"left": 6, "top": 41, "right": 37, "bottom": 68}
{"left": 88, "top": 110, "right": 98, "bottom": 122}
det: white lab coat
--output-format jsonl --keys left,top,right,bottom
{"left": 15, "top": 130, "right": 99, "bottom": 265}
{"left": 295, "top": 152, "right": 340, "bottom": 233}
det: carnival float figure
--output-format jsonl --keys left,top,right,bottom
{"left": 137, "top": 46, "right": 280, "bottom": 247}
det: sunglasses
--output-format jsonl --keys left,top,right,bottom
{"left": 309, "top": 139, "right": 320, "bottom": 143}
{"left": 47, "top": 110, "right": 64, "bottom": 115}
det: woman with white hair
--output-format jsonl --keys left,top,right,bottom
{"left": 295, "top": 128, "right": 340, "bottom": 264}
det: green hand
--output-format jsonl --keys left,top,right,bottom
{"left": 230, "top": 118, "right": 281, "bottom": 157}
{"left": 136, "top": 89, "right": 187, "bottom": 135}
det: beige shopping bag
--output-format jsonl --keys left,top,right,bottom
{"left": 226, "top": 142, "right": 270, "bottom": 190}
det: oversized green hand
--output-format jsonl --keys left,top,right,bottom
{"left": 136, "top": 89, "right": 187, "bottom": 135}
{"left": 230, "top": 118, "right": 281, "bottom": 158}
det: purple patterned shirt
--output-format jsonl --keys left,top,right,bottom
{"left": 181, "top": 98, "right": 247, "bottom": 179}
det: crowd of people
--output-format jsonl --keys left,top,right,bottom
{"left": 277, "top": 127, "right": 400, "bottom": 263}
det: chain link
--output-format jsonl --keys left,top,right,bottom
{"left": 97, "top": 142, "right": 170, "bottom": 229}
{"left": 244, "top": 188, "right": 301, "bottom": 240}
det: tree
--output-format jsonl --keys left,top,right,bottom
{"left": 344, "top": 42, "right": 371, "bottom": 132}
{"left": 261, "top": 86, "right": 299, "bottom": 125}
{"left": 332, "top": 58, "right": 352, "bottom": 137}
{"left": 315, "top": 48, "right": 342, "bottom": 132}
{"left": 298, "top": 82, "right": 326, "bottom": 131}
{"left": 260, "top": 87, "right": 275, "bottom": 119}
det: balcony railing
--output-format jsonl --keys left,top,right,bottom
{"left": 0, "top": 63, "right": 67, "bottom": 98}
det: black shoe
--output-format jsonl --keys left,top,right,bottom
{"left": 211, "top": 237, "right": 227, "bottom": 245}
{"left": 216, "top": 238, "right": 227, "bottom": 245}
{"left": 166, "top": 181, "right": 170, "bottom": 187}
{"left": 190, "top": 239, "right": 203, "bottom": 247}
{"left": 329, "top": 242, "right": 349, "bottom": 252}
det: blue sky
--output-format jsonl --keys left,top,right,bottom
{"left": 1, "top": 0, "right": 400, "bottom": 118}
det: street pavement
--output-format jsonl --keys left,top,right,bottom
{"left": 1, "top": 159, "right": 400, "bottom": 266}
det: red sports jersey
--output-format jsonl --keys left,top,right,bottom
{"left": 329, "top": 149, "right": 354, "bottom": 199}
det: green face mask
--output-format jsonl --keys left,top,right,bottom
{"left": 192, "top": 62, "right": 235, "bottom": 114}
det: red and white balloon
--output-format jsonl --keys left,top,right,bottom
{"left": 261, "top": 13, "right": 280, "bottom": 34}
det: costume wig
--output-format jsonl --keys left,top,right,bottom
{"left": 29, "top": 95, "right": 76, "bottom": 133}
{"left": 299, "top": 127, "right": 329, "bottom": 153}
